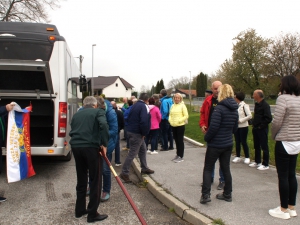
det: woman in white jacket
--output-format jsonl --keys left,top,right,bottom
{"left": 232, "top": 92, "right": 252, "bottom": 164}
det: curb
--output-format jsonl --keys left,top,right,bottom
{"left": 132, "top": 158, "right": 213, "bottom": 225}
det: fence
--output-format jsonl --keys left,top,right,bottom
{"left": 191, "top": 97, "right": 254, "bottom": 112}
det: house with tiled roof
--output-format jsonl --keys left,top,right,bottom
{"left": 172, "top": 89, "right": 196, "bottom": 98}
{"left": 90, "top": 76, "right": 134, "bottom": 99}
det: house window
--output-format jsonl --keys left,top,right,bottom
{"left": 116, "top": 83, "right": 118, "bottom": 87}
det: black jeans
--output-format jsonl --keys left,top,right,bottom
{"left": 73, "top": 147, "right": 103, "bottom": 217}
{"left": 275, "top": 141, "right": 298, "bottom": 208}
{"left": 160, "top": 119, "right": 174, "bottom": 150}
{"left": 234, "top": 127, "right": 250, "bottom": 158}
{"left": 252, "top": 127, "right": 269, "bottom": 166}
{"left": 202, "top": 146, "right": 232, "bottom": 196}
{"left": 172, "top": 125, "right": 185, "bottom": 158}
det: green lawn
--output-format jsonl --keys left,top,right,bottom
{"left": 185, "top": 111, "right": 300, "bottom": 171}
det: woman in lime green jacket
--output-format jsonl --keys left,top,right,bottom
{"left": 169, "top": 93, "right": 189, "bottom": 163}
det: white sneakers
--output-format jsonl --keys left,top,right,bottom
{"left": 244, "top": 158, "right": 250, "bottom": 164}
{"left": 150, "top": 150, "right": 158, "bottom": 155}
{"left": 269, "top": 206, "right": 297, "bottom": 219}
{"left": 232, "top": 157, "right": 241, "bottom": 163}
{"left": 249, "top": 162, "right": 262, "bottom": 167}
{"left": 287, "top": 208, "right": 297, "bottom": 217}
{"left": 257, "top": 165, "right": 269, "bottom": 170}
{"left": 147, "top": 150, "right": 151, "bottom": 154}
{"left": 232, "top": 157, "right": 250, "bottom": 164}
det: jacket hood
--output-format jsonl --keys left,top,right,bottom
{"left": 148, "top": 105, "right": 156, "bottom": 110}
{"left": 219, "top": 97, "right": 238, "bottom": 110}
{"left": 105, "top": 99, "right": 114, "bottom": 114}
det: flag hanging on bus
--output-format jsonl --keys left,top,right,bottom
{"left": 6, "top": 103, "right": 35, "bottom": 183}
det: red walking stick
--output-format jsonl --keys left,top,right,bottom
{"left": 100, "top": 148, "right": 147, "bottom": 225}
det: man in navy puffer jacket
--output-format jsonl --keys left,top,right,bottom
{"left": 200, "top": 84, "right": 238, "bottom": 204}
{"left": 119, "top": 93, "right": 154, "bottom": 183}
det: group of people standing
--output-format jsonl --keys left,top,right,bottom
{"left": 69, "top": 90, "right": 189, "bottom": 222}
{"left": 199, "top": 76, "right": 300, "bottom": 221}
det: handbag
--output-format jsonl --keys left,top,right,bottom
{"left": 243, "top": 105, "right": 253, "bottom": 125}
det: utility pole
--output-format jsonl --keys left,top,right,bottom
{"left": 79, "top": 55, "right": 83, "bottom": 73}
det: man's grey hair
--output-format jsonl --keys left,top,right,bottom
{"left": 96, "top": 96, "right": 106, "bottom": 109}
{"left": 83, "top": 96, "right": 97, "bottom": 106}
{"left": 160, "top": 89, "right": 167, "bottom": 96}
{"left": 257, "top": 91, "right": 264, "bottom": 99}
{"left": 139, "top": 93, "right": 149, "bottom": 101}
{"left": 152, "top": 94, "right": 160, "bottom": 100}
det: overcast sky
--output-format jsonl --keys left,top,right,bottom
{"left": 49, "top": 0, "right": 300, "bottom": 92}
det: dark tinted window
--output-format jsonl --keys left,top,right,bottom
{"left": 0, "top": 41, "right": 53, "bottom": 61}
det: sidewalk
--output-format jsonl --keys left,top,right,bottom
{"left": 130, "top": 138, "right": 300, "bottom": 225}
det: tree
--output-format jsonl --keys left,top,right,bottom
{"left": 159, "top": 79, "right": 165, "bottom": 91}
{"left": 0, "top": 0, "right": 61, "bottom": 23}
{"left": 217, "top": 29, "right": 270, "bottom": 95}
{"left": 155, "top": 80, "right": 160, "bottom": 94}
{"left": 196, "top": 74, "right": 201, "bottom": 97}
{"left": 266, "top": 32, "right": 300, "bottom": 78}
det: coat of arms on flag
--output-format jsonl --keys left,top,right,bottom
{"left": 6, "top": 103, "right": 35, "bottom": 183}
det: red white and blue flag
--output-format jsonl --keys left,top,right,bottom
{"left": 6, "top": 103, "right": 35, "bottom": 183}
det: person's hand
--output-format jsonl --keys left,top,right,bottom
{"left": 201, "top": 126, "right": 207, "bottom": 134}
{"left": 6, "top": 102, "right": 15, "bottom": 111}
{"left": 100, "top": 146, "right": 107, "bottom": 157}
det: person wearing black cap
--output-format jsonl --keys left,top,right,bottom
{"left": 205, "top": 90, "right": 213, "bottom": 98}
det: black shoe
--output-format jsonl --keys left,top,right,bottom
{"left": 141, "top": 168, "right": 154, "bottom": 175}
{"left": 75, "top": 210, "right": 88, "bottom": 218}
{"left": 87, "top": 213, "right": 108, "bottom": 223}
{"left": 0, "top": 196, "right": 7, "bottom": 202}
{"left": 160, "top": 148, "right": 169, "bottom": 151}
{"left": 217, "top": 181, "right": 225, "bottom": 190}
{"left": 216, "top": 193, "right": 232, "bottom": 202}
{"left": 119, "top": 173, "right": 132, "bottom": 183}
{"left": 168, "top": 147, "right": 174, "bottom": 150}
{"left": 200, "top": 194, "right": 211, "bottom": 204}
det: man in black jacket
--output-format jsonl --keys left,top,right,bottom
{"left": 249, "top": 90, "right": 272, "bottom": 170}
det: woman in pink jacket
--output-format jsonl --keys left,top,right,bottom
{"left": 145, "top": 97, "right": 162, "bottom": 154}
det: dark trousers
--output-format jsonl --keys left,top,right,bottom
{"left": 73, "top": 147, "right": 103, "bottom": 217}
{"left": 145, "top": 129, "right": 159, "bottom": 151}
{"left": 172, "top": 125, "right": 185, "bottom": 158}
{"left": 252, "top": 127, "right": 269, "bottom": 166}
{"left": 160, "top": 119, "right": 173, "bottom": 150}
{"left": 234, "top": 127, "right": 250, "bottom": 158}
{"left": 114, "top": 132, "right": 121, "bottom": 164}
{"left": 275, "top": 141, "right": 298, "bottom": 208}
{"left": 102, "top": 153, "right": 112, "bottom": 193}
{"left": 202, "top": 146, "right": 233, "bottom": 196}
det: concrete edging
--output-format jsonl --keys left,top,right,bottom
{"left": 132, "top": 158, "right": 212, "bottom": 225}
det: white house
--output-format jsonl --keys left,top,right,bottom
{"left": 91, "top": 76, "right": 134, "bottom": 99}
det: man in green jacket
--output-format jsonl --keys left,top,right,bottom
{"left": 69, "top": 96, "right": 109, "bottom": 223}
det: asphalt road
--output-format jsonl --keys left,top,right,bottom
{"left": 0, "top": 148, "right": 190, "bottom": 225}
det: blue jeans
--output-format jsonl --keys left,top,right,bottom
{"left": 160, "top": 119, "right": 173, "bottom": 150}
{"left": 114, "top": 133, "right": 121, "bottom": 164}
{"left": 102, "top": 153, "right": 112, "bottom": 193}
{"left": 212, "top": 163, "right": 225, "bottom": 182}
{"left": 145, "top": 129, "right": 159, "bottom": 151}
{"left": 202, "top": 146, "right": 232, "bottom": 196}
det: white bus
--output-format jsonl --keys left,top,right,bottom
{"left": 0, "top": 22, "right": 82, "bottom": 160}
